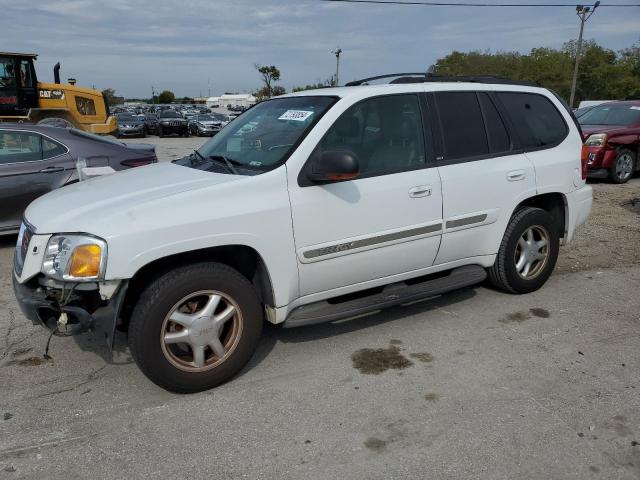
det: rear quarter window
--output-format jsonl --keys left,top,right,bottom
{"left": 497, "top": 92, "right": 568, "bottom": 150}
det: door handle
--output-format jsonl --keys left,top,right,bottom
{"left": 39, "top": 166, "right": 64, "bottom": 173}
{"left": 507, "top": 170, "right": 525, "bottom": 181}
{"left": 408, "top": 185, "right": 432, "bottom": 198}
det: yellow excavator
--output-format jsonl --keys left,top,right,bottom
{"left": 0, "top": 52, "right": 116, "bottom": 134}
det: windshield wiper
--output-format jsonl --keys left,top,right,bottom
{"left": 192, "top": 149, "right": 207, "bottom": 164}
{"left": 209, "top": 155, "right": 238, "bottom": 175}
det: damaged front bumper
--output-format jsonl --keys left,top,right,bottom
{"left": 12, "top": 274, "right": 128, "bottom": 351}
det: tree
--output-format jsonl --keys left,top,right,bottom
{"left": 101, "top": 88, "right": 118, "bottom": 104}
{"left": 292, "top": 78, "right": 335, "bottom": 92}
{"left": 433, "top": 40, "right": 640, "bottom": 104}
{"left": 158, "top": 90, "right": 175, "bottom": 104}
{"left": 254, "top": 64, "right": 281, "bottom": 98}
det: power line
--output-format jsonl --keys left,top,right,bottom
{"left": 322, "top": 0, "right": 640, "bottom": 7}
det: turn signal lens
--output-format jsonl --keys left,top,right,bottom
{"left": 69, "top": 244, "right": 102, "bottom": 277}
{"left": 581, "top": 145, "right": 588, "bottom": 180}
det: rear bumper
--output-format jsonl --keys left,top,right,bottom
{"left": 564, "top": 185, "right": 592, "bottom": 244}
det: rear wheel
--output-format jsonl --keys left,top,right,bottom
{"left": 609, "top": 148, "right": 636, "bottom": 184}
{"left": 488, "top": 207, "right": 559, "bottom": 294}
{"left": 158, "top": 125, "right": 164, "bottom": 138}
{"left": 128, "top": 262, "right": 263, "bottom": 393}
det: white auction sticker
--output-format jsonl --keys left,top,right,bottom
{"left": 278, "top": 110, "right": 314, "bottom": 121}
{"left": 630, "top": 106, "right": 640, "bottom": 111}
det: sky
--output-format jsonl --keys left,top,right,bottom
{"left": 3, "top": 0, "right": 639, "bottom": 98}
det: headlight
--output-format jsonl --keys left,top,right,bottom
{"left": 42, "top": 235, "right": 107, "bottom": 281}
{"left": 585, "top": 133, "right": 607, "bottom": 147}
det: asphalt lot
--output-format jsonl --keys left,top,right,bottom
{"left": 1, "top": 136, "right": 639, "bottom": 479}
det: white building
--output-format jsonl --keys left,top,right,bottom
{"left": 209, "top": 94, "right": 257, "bottom": 108}
{"left": 205, "top": 96, "right": 221, "bottom": 108}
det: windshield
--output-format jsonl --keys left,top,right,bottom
{"left": 160, "top": 110, "right": 181, "bottom": 118}
{"left": 177, "top": 96, "right": 336, "bottom": 174}
{"left": 212, "top": 113, "right": 228, "bottom": 121}
{"left": 117, "top": 114, "right": 138, "bottom": 122}
{"left": 197, "top": 115, "right": 215, "bottom": 121}
{"left": 579, "top": 104, "right": 640, "bottom": 126}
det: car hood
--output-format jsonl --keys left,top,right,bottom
{"left": 580, "top": 124, "right": 632, "bottom": 139}
{"left": 197, "top": 120, "right": 221, "bottom": 126}
{"left": 25, "top": 162, "right": 241, "bottom": 235}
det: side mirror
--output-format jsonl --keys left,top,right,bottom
{"left": 306, "top": 150, "right": 360, "bottom": 183}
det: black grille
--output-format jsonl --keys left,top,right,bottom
{"left": 14, "top": 223, "right": 33, "bottom": 277}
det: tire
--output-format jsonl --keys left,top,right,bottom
{"left": 609, "top": 148, "right": 636, "bottom": 184}
{"left": 158, "top": 126, "right": 164, "bottom": 138}
{"left": 128, "top": 262, "right": 263, "bottom": 393}
{"left": 488, "top": 207, "right": 560, "bottom": 294}
{"left": 37, "top": 115, "right": 77, "bottom": 129}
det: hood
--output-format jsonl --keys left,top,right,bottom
{"left": 25, "top": 162, "right": 241, "bottom": 235}
{"left": 197, "top": 120, "right": 221, "bottom": 126}
{"left": 118, "top": 120, "right": 144, "bottom": 126}
{"left": 580, "top": 124, "right": 631, "bottom": 139}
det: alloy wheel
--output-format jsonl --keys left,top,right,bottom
{"left": 615, "top": 153, "right": 634, "bottom": 181}
{"left": 160, "top": 290, "right": 243, "bottom": 372}
{"left": 514, "top": 225, "right": 550, "bottom": 280}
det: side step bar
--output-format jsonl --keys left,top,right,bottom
{"left": 283, "top": 265, "right": 486, "bottom": 328}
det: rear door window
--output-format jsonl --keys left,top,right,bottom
{"left": 435, "top": 92, "right": 489, "bottom": 161}
{"left": 0, "top": 130, "right": 43, "bottom": 164}
{"left": 478, "top": 93, "right": 511, "bottom": 154}
{"left": 497, "top": 92, "right": 567, "bottom": 149}
{"left": 42, "top": 137, "right": 67, "bottom": 159}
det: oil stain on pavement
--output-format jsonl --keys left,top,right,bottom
{"left": 351, "top": 344, "right": 413, "bottom": 374}
{"left": 530, "top": 307, "right": 550, "bottom": 318}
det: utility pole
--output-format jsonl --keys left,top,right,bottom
{"left": 151, "top": 86, "right": 156, "bottom": 105}
{"left": 332, "top": 48, "right": 342, "bottom": 86}
{"left": 569, "top": 2, "right": 599, "bottom": 108}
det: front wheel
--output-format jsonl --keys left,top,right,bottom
{"left": 609, "top": 148, "right": 636, "bottom": 184}
{"left": 488, "top": 207, "right": 559, "bottom": 294}
{"left": 128, "top": 262, "right": 263, "bottom": 393}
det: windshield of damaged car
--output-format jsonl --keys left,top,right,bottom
{"left": 116, "top": 114, "right": 138, "bottom": 122}
{"left": 196, "top": 114, "right": 215, "bottom": 121}
{"left": 178, "top": 96, "right": 336, "bottom": 174}
{"left": 579, "top": 104, "right": 640, "bottom": 126}
{"left": 160, "top": 110, "right": 181, "bottom": 118}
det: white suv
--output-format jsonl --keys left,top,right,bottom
{"left": 13, "top": 75, "right": 592, "bottom": 392}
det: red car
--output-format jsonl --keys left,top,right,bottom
{"left": 579, "top": 100, "right": 640, "bottom": 183}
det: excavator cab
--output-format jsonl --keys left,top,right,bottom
{"left": 0, "top": 53, "right": 38, "bottom": 116}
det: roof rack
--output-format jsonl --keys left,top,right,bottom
{"left": 345, "top": 73, "right": 538, "bottom": 88}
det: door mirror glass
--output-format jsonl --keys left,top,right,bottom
{"left": 306, "top": 150, "right": 359, "bottom": 183}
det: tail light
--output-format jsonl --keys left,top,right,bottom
{"left": 580, "top": 145, "right": 588, "bottom": 180}
{"left": 121, "top": 157, "right": 156, "bottom": 167}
